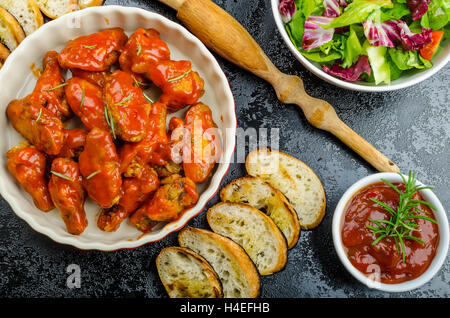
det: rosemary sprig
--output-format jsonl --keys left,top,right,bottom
{"left": 86, "top": 170, "right": 101, "bottom": 180}
{"left": 51, "top": 171, "right": 74, "bottom": 182}
{"left": 143, "top": 92, "right": 154, "bottom": 104}
{"left": 132, "top": 76, "right": 148, "bottom": 87}
{"left": 43, "top": 83, "right": 68, "bottom": 91}
{"left": 82, "top": 44, "right": 97, "bottom": 49}
{"left": 35, "top": 108, "right": 43, "bottom": 123}
{"left": 104, "top": 106, "right": 116, "bottom": 139}
{"left": 366, "top": 171, "right": 438, "bottom": 263}
{"left": 80, "top": 87, "right": 85, "bottom": 109}
{"left": 116, "top": 93, "right": 133, "bottom": 106}
{"left": 136, "top": 40, "right": 142, "bottom": 56}
{"left": 168, "top": 69, "right": 192, "bottom": 82}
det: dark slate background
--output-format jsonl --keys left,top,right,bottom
{"left": 0, "top": 0, "right": 448, "bottom": 298}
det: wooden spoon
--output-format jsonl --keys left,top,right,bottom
{"left": 159, "top": 0, "right": 399, "bottom": 172}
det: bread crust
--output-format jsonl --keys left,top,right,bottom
{"left": 78, "top": 0, "right": 104, "bottom": 9}
{"left": 246, "top": 148, "right": 326, "bottom": 230}
{"left": 0, "top": 6, "right": 26, "bottom": 50}
{"left": 156, "top": 246, "right": 224, "bottom": 298}
{"left": 207, "top": 202, "right": 288, "bottom": 275}
{"left": 36, "top": 0, "right": 78, "bottom": 19}
{"left": 0, "top": 0, "right": 44, "bottom": 36}
{"left": 178, "top": 227, "right": 260, "bottom": 298}
{"left": 0, "top": 41, "right": 9, "bottom": 66}
{"left": 220, "top": 175, "right": 300, "bottom": 249}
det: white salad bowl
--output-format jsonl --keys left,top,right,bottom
{"left": 332, "top": 173, "right": 449, "bottom": 292}
{"left": 271, "top": 0, "right": 450, "bottom": 92}
{"left": 0, "top": 6, "right": 236, "bottom": 251}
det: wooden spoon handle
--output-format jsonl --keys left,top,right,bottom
{"left": 159, "top": 0, "right": 399, "bottom": 172}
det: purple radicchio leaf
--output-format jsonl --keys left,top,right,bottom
{"left": 407, "top": 0, "right": 431, "bottom": 21}
{"left": 323, "top": 0, "right": 341, "bottom": 17}
{"left": 279, "top": 0, "right": 297, "bottom": 23}
{"left": 363, "top": 19, "right": 432, "bottom": 51}
{"left": 322, "top": 55, "right": 371, "bottom": 81}
{"left": 338, "top": 0, "right": 348, "bottom": 7}
{"left": 395, "top": 20, "right": 432, "bottom": 51}
{"left": 301, "top": 15, "right": 335, "bottom": 50}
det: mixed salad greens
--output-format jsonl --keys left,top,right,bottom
{"left": 279, "top": 0, "right": 449, "bottom": 84}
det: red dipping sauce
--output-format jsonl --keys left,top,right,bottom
{"left": 341, "top": 181, "right": 439, "bottom": 284}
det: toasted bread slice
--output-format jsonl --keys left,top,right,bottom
{"left": 0, "top": 0, "right": 44, "bottom": 36}
{"left": 156, "top": 246, "right": 223, "bottom": 298}
{"left": 0, "top": 7, "right": 25, "bottom": 51}
{"left": 220, "top": 176, "right": 300, "bottom": 249}
{"left": 207, "top": 202, "right": 287, "bottom": 275}
{"left": 35, "top": 0, "right": 78, "bottom": 19}
{"left": 0, "top": 41, "right": 9, "bottom": 67}
{"left": 178, "top": 227, "right": 260, "bottom": 298}
{"left": 246, "top": 148, "right": 326, "bottom": 230}
{"left": 78, "top": 0, "right": 103, "bottom": 9}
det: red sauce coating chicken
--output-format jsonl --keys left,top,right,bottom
{"left": 7, "top": 143, "right": 54, "bottom": 212}
{"left": 49, "top": 158, "right": 87, "bottom": 235}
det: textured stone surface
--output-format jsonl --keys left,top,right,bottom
{"left": 0, "top": 0, "right": 448, "bottom": 298}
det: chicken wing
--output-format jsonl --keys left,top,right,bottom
{"left": 119, "top": 28, "right": 170, "bottom": 76}
{"left": 103, "top": 70, "right": 150, "bottom": 142}
{"left": 48, "top": 158, "right": 87, "bottom": 235}
{"left": 7, "top": 96, "right": 64, "bottom": 155}
{"left": 7, "top": 143, "right": 54, "bottom": 212}
{"left": 129, "top": 174, "right": 199, "bottom": 232}
{"left": 58, "top": 129, "right": 87, "bottom": 159}
{"left": 171, "top": 103, "right": 220, "bottom": 183}
{"left": 31, "top": 51, "right": 71, "bottom": 119}
{"left": 146, "top": 59, "right": 204, "bottom": 112}
{"left": 58, "top": 28, "right": 128, "bottom": 71}
{"left": 97, "top": 164, "right": 159, "bottom": 232}
{"left": 70, "top": 68, "right": 110, "bottom": 88}
{"left": 78, "top": 128, "right": 121, "bottom": 208}
{"left": 65, "top": 77, "right": 110, "bottom": 131}
{"left": 119, "top": 102, "right": 167, "bottom": 177}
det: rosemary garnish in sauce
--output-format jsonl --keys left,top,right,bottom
{"left": 132, "top": 76, "right": 148, "bottom": 87}
{"left": 116, "top": 93, "right": 133, "bottom": 106}
{"left": 366, "top": 171, "right": 438, "bottom": 263}
{"left": 43, "top": 83, "right": 68, "bottom": 91}
{"left": 104, "top": 106, "right": 116, "bottom": 139}
{"left": 86, "top": 170, "right": 101, "bottom": 180}
{"left": 80, "top": 87, "right": 85, "bottom": 109}
{"left": 168, "top": 69, "right": 192, "bottom": 82}
{"left": 35, "top": 108, "right": 43, "bottom": 123}
{"left": 51, "top": 171, "right": 74, "bottom": 182}
{"left": 82, "top": 44, "right": 97, "bottom": 49}
{"left": 136, "top": 40, "right": 142, "bottom": 56}
{"left": 143, "top": 92, "right": 154, "bottom": 104}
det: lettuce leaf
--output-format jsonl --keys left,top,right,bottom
{"left": 302, "top": 0, "right": 325, "bottom": 18}
{"left": 388, "top": 46, "right": 433, "bottom": 69}
{"left": 285, "top": 9, "right": 306, "bottom": 49}
{"left": 380, "top": 3, "right": 411, "bottom": 20}
{"left": 324, "top": 0, "right": 393, "bottom": 29}
{"left": 364, "top": 41, "right": 391, "bottom": 84}
{"left": 426, "top": 0, "right": 450, "bottom": 30}
{"left": 341, "top": 26, "right": 363, "bottom": 67}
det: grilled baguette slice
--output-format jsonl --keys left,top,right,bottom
{"left": 35, "top": 0, "right": 78, "bottom": 19}
{"left": 0, "top": 0, "right": 44, "bottom": 36}
{"left": 178, "top": 227, "right": 260, "bottom": 298}
{"left": 78, "top": 0, "right": 104, "bottom": 9}
{"left": 0, "top": 7, "right": 25, "bottom": 51}
{"left": 246, "top": 148, "right": 326, "bottom": 230}
{"left": 0, "top": 41, "right": 9, "bottom": 67}
{"left": 220, "top": 176, "right": 300, "bottom": 249}
{"left": 207, "top": 202, "right": 287, "bottom": 275}
{"left": 156, "top": 246, "right": 223, "bottom": 298}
